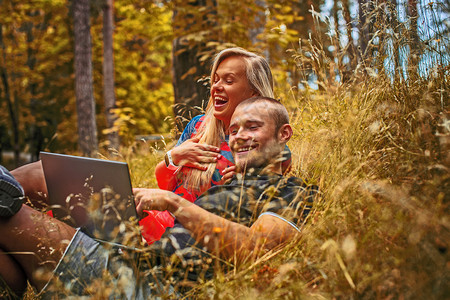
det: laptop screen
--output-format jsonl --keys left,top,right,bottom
{"left": 40, "top": 152, "right": 140, "bottom": 244}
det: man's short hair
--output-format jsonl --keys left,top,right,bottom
{"left": 236, "top": 96, "right": 289, "bottom": 132}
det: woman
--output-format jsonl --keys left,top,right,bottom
{"left": 157, "top": 47, "right": 276, "bottom": 197}
{"left": 140, "top": 47, "right": 290, "bottom": 242}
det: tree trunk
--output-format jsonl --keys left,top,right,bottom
{"left": 24, "top": 14, "right": 42, "bottom": 162}
{"left": 102, "top": 0, "right": 119, "bottom": 151}
{"left": 249, "top": 0, "right": 265, "bottom": 44}
{"left": 0, "top": 24, "right": 20, "bottom": 167}
{"left": 73, "top": 0, "right": 98, "bottom": 157}
{"left": 408, "top": 0, "right": 420, "bottom": 76}
{"left": 333, "top": 0, "right": 341, "bottom": 46}
{"left": 358, "top": 0, "right": 373, "bottom": 62}
{"left": 387, "top": 0, "right": 400, "bottom": 83}
{"left": 171, "top": 0, "right": 217, "bottom": 132}
{"left": 333, "top": 0, "right": 342, "bottom": 80}
{"left": 171, "top": 40, "right": 211, "bottom": 130}
{"left": 342, "top": 0, "right": 356, "bottom": 66}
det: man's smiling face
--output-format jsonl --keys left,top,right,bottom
{"left": 229, "top": 102, "right": 283, "bottom": 171}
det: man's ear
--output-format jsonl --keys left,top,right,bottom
{"left": 278, "top": 124, "right": 293, "bottom": 143}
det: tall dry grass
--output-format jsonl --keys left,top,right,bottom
{"left": 17, "top": 2, "right": 449, "bottom": 299}
{"left": 184, "top": 3, "right": 449, "bottom": 299}
{"left": 190, "top": 79, "right": 448, "bottom": 298}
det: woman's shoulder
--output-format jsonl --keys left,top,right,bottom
{"left": 188, "top": 114, "right": 207, "bottom": 135}
{"left": 186, "top": 114, "right": 205, "bottom": 130}
{"left": 184, "top": 114, "right": 204, "bottom": 126}
{"left": 176, "top": 114, "right": 205, "bottom": 145}
{"left": 192, "top": 114, "right": 205, "bottom": 126}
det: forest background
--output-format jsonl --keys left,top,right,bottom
{"left": 0, "top": 0, "right": 449, "bottom": 298}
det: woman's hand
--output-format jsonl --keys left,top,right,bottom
{"left": 219, "top": 165, "right": 236, "bottom": 184}
{"left": 133, "top": 188, "right": 174, "bottom": 217}
{"left": 170, "top": 137, "right": 221, "bottom": 170}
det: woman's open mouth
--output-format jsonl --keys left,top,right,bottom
{"left": 214, "top": 96, "right": 228, "bottom": 109}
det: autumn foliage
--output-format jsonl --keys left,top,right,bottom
{"left": 0, "top": 0, "right": 448, "bottom": 298}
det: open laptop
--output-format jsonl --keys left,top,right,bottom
{"left": 40, "top": 152, "right": 141, "bottom": 248}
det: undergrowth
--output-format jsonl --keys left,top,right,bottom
{"left": 183, "top": 4, "right": 449, "bottom": 299}
{"left": 19, "top": 2, "right": 449, "bottom": 299}
{"left": 190, "top": 76, "right": 448, "bottom": 299}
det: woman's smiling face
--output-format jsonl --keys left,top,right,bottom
{"left": 211, "top": 56, "right": 256, "bottom": 128}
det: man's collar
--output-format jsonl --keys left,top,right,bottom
{"left": 237, "top": 164, "right": 282, "bottom": 177}
{"left": 236, "top": 166, "right": 282, "bottom": 178}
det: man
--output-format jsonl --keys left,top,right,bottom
{"left": 0, "top": 96, "right": 318, "bottom": 298}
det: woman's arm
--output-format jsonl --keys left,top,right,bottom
{"left": 155, "top": 116, "right": 221, "bottom": 189}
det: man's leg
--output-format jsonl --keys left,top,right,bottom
{"left": 0, "top": 249, "right": 27, "bottom": 297}
{"left": 0, "top": 204, "right": 76, "bottom": 291}
{"left": 11, "top": 161, "right": 49, "bottom": 208}
{"left": 0, "top": 164, "right": 160, "bottom": 297}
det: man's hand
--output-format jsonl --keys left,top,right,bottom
{"left": 133, "top": 188, "right": 175, "bottom": 217}
{"left": 170, "top": 137, "right": 221, "bottom": 170}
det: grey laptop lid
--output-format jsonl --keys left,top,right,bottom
{"left": 40, "top": 152, "right": 139, "bottom": 244}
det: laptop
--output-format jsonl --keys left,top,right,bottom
{"left": 40, "top": 152, "right": 142, "bottom": 248}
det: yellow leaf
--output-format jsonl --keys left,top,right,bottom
{"left": 181, "top": 66, "right": 197, "bottom": 80}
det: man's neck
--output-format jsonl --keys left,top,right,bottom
{"left": 238, "top": 161, "right": 283, "bottom": 177}
{"left": 261, "top": 162, "right": 283, "bottom": 175}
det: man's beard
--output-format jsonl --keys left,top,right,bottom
{"left": 235, "top": 144, "right": 281, "bottom": 173}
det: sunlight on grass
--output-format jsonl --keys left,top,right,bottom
{"left": 184, "top": 76, "right": 448, "bottom": 298}
{"left": 182, "top": 7, "right": 448, "bottom": 300}
{"left": 19, "top": 4, "right": 449, "bottom": 299}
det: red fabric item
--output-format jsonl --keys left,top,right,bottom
{"left": 46, "top": 209, "right": 172, "bottom": 246}
{"left": 155, "top": 161, "right": 178, "bottom": 191}
{"left": 139, "top": 210, "right": 174, "bottom": 244}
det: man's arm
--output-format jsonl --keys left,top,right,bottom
{"left": 134, "top": 188, "right": 299, "bottom": 262}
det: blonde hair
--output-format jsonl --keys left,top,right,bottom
{"left": 182, "top": 47, "right": 274, "bottom": 192}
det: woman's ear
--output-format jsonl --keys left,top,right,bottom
{"left": 251, "top": 89, "right": 259, "bottom": 97}
{"left": 278, "top": 124, "right": 293, "bottom": 143}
